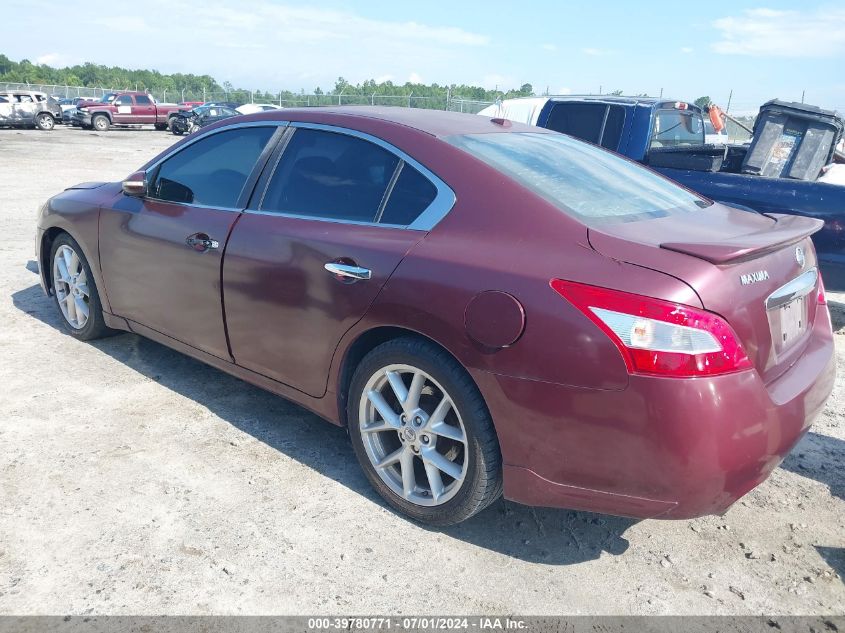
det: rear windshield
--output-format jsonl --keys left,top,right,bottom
{"left": 651, "top": 109, "right": 705, "bottom": 147}
{"left": 447, "top": 132, "right": 710, "bottom": 223}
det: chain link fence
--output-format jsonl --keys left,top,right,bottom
{"left": 0, "top": 82, "right": 494, "bottom": 113}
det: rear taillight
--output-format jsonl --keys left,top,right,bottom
{"left": 550, "top": 279, "right": 752, "bottom": 378}
{"left": 818, "top": 273, "right": 827, "bottom": 305}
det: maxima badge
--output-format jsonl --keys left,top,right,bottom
{"left": 740, "top": 270, "right": 770, "bottom": 286}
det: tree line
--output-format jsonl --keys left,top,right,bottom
{"left": 0, "top": 54, "right": 534, "bottom": 104}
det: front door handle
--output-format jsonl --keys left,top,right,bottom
{"left": 324, "top": 261, "right": 372, "bottom": 282}
{"left": 186, "top": 233, "right": 219, "bottom": 252}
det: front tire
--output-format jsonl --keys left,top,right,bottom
{"left": 50, "top": 233, "right": 113, "bottom": 340}
{"left": 92, "top": 114, "right": 110, "bottom": 132}
{"left": 35, "top": 113, "right": 55, "bottom": 130}
{"left": 348, "top": 337, "right": 502, "bottom": 526}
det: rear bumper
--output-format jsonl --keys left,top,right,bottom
{"left": 477, "top": 306, "right": 836, "bottom": 519}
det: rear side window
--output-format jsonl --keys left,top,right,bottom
{"left": 135, "top": 95, "right": 152, "bottom": 105}
{"left": 380, "top": 164, "right": 437, "bottom": 225}
{"left": 545, "top": 103, "right": 626, "bottom": 150}
{"left": 600, "top": 106, "right": 625, "bottom": 150}
{"left": 448, "top": 132, "right": 709, "bottom": 223}
{"left": 151, "top": 126, "right": 275, "bottom": 207}
{"left": 261, "top": 128, "right": 399, "bottom": 222}
{"left": 545, "top": 103, "right": 605, "bottom": 143}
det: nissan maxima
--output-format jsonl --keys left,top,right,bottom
{"left": 35, "top": 108, "right": 835, "bottom": 526}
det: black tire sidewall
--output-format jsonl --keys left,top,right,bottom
{"left": 348, "top": 338, "right": 501, "bottom": 526}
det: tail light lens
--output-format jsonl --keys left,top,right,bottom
{"left": 817, "top": 273, "right": 827, "bottom": 305}
{"left": 550, "top": 279, "right": 752, "bottom": 378}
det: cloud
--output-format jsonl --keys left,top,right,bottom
{"left": 3, "top": 1, "right": 498, "bottom": 91}
{"left": 375, "top": 74, "right": 394, "bottom": 83}
{"left": 582, "top": 47, "right": 612, "bottom": 56}
{"left": 36, "top": 53, "right": 62, "bottom": 65}
{"left": 680, "top": 47, "right": 694, "bottom": 54}
{"left": 712, "top": 7, "right": 845, "bottom": 57}
{"left": 408, "top": 72, "right": 423, "bottom": 84}
{"left": 557, "top": 87, "right": 572, "bottom": 95}
{"left": 542, "top": 43, "right": 557, "bottom": 52}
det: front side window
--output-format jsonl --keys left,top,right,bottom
{"left": 650, "top": 109, "right": 704, "bottom": 147}
{"left": 447, "top": 132, "right": 710, "bottom": 223}
{"left": 114, "top": 95, "right": 133, "bottom": 106}
{"left": 135, "top": 95, "right": 152, "bottom": 105}
{"left": 261, "top": 128, "right": 399, "bottom": 222}
{"left": 150, "top": 126, "right": 275, "bottom": 207}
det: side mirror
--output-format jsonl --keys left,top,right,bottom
{"left": 122, "top": 171, "right": 147, "bottom": 197}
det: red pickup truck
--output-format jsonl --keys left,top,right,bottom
{"left": 71, "top": 92, "right": 188, "bottom": 131}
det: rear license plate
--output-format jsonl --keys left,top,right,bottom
{"left": 777, "top": 295, "right": 806, "bottom": 350}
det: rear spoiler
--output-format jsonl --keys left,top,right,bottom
{"left": 660, "top": 214, "right": 824, "bottom": 264}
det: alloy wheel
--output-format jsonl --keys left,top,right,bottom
{"left": 52, "top": 244, "right": 90, "bottom": 329}
{"left": 359, "top": 364, "right": 468, "bottom": 506}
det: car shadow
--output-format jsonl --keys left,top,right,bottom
{"left": 781, "top": 431, "right": 845, "bottom": 503}
{"left": 827, "top": 298, "right": 845, "bottom": 334}
{"left": 815, "top": 546, "right": 845, "bottom": 583}
{"left": 11, "top": 279, "right": 637, "bottom": 565}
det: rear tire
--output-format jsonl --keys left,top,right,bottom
{"left": 348, "top": 337, "right": 502, "bottom": 526}
{"left": 50, "top": 233, "right": 114, "bottom": 341}
{"left": 35, "top": 113, "right": 55, "bottom": 131}
{"left": 92, "top": 114, "right": 110, "bottom": 132}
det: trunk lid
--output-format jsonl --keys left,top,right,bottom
{"left": 588, "top": 203, "right": 824, "bottom": 384}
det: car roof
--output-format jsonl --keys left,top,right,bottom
{"left": 241, "top": 105, "right": 544, "bottom": 137}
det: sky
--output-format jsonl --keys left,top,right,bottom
{"left": 4, "top": 0, "right": 845, "bottom": 114}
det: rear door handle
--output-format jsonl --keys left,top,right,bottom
{"left": 324, "top": 261, "right": 372, "bottom": 281}
{"left": 186, "top": 233, "right": 219, "bottom": 252}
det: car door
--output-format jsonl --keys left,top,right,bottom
{"left": 133, "top": 94, "right": 157, "bottom": 124}
{"left": 223, "top": 124, "right": 450, "bottom": 397}
{"left": 99, "top": 123, "right": 283, "bottom": 359}
{"left": 111, "top": 94, "right": 136, "bottom": 123}
{"left": 13, "top": 93, "right": 37, "bottom": 124}
{"left": 0, "top": 95, "right": 11, "bottom": 123}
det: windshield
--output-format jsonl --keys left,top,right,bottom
{"left": 447, "top": 132, "right": 710, "bottom": 223}
{"left": 651, "top": 109, "right": 705, "bottom": 147}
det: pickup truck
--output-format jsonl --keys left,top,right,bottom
{"left": 480, "top": 96, "right": 845, "bottom": 284}
{"left": 72, "top": 91, "right": 188, "bottom": 131}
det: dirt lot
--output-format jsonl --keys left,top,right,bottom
{"left": 0, "top": 126, "right": 843, "bottom": 616}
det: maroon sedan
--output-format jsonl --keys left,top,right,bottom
{"left": 35, "top": 107, "right": 835, "bottom": 526}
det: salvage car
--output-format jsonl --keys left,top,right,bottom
{"left": 479, "top": 96, "right": 845, "bottom": 280}
{"left": 170, "top": 104, "right": 240, "bottom": 135}
{"left": 0, "top": 91, "right": 62, "bottom": 130}
{"left": 35, "top": 108, "right": 835, "bottom": 526}
{"left": 72, "top": 91, "right": 188, "bottom": 131}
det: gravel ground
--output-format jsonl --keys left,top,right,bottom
{"left": 0, "top": 126, "right": 843, "bottom": 616}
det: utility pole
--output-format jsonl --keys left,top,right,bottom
{"left": 726, "top": 89, "right": 733, "bottom": 114}
{"left": 801, "top": 90, "right": 805, "bottom": 103}
{"left": 659, "top": 87, "right": 663, "bottom": 98}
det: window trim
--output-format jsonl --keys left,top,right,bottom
{"left": 248, "top": 122, "right": 455, "bottom": 232}
{"left": 143, "top": 121, "right": 289, "bottom": 211}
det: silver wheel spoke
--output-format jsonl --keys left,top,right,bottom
{"left": 428, "top": 396, "right": 452, "bottom": 426}
{"left": 65, "top": 292, "right": 78, "bottom": 324}
{"left": 429, "top": 421, "right": 465, "bottom": 443}
{"left": 422, "top": 447, "right": 462, "bottom": 480}
{"left": 74, "top": 297, "right": 89, "bottom": 320}
{"left": 423, "top": 461, "right": 445, "bottom": 501}
{"left": 366, "top": 390, "right": 401, "bottom": 428}
{"left": 405, "top": 371, "right": 425, "bottom": 412}
{"left": 76, "top": 282, "right": 90, "bottom": 297}
{"left": 400, "top": 449, "right": 416, "bottom": 498}
{"left": 361, "top": 420, "right": 395, "bottom": 434}
{"left": 385, "top": 370, "right": 408, "bottom": 405}
{"left": 56, "top": 258, "right": 71, "bottom": 284}
{"left": 375, "top": 447, "right": 404, "bottom": 469}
